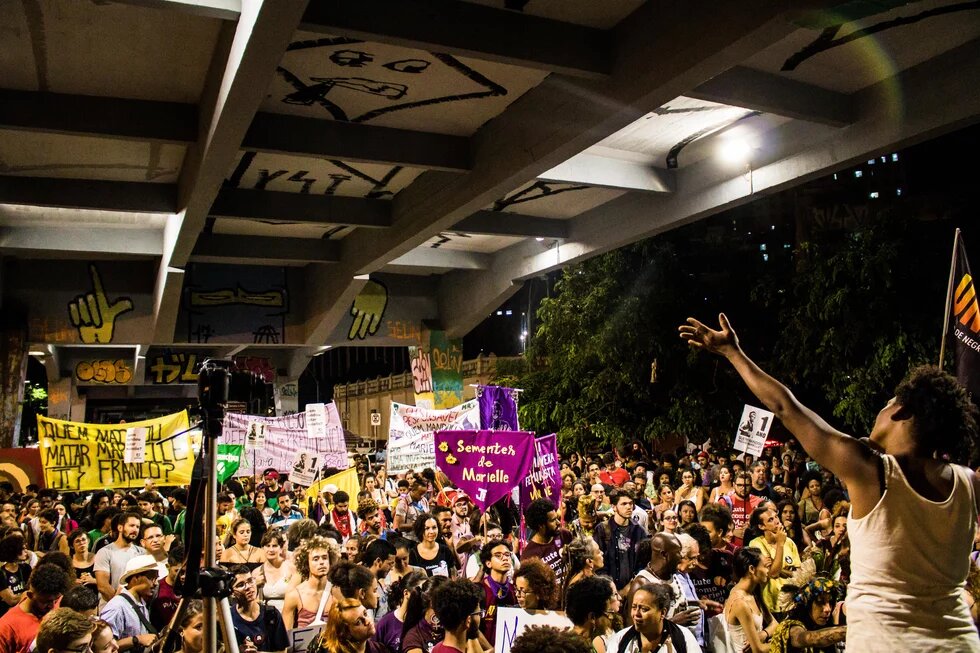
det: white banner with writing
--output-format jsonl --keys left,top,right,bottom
{"left": 387, "top": 399, "right": 479, "bottom": 474}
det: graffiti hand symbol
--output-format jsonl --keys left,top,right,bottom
{"left": 348, "top": 280, "right": 387, "bottom": 340}
{"left": 68, "top": 265, "right": 134, "bottom": 344}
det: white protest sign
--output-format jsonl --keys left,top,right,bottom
{"left": 245, "top": 421, "right": 265, "bottom": 451}
{"left": 734, "top": 404, "right": 774, "bottom": 457}
{"left": 494, "top": 607, "right": 572, "bottom": 653}
{"left": 290, "top": 450, "right": 319, "bottom": 487}
{"left": 306, "top": 403, "right": 327, "bottom": 439}
{"left": 124, "top": 427, "right": 147, "bottom": 463}
{"left": 387, "top": 399, "right": 479, "bottom": 475}
{"left": 222, "top": 408, "right": 348, "bottom": 475}
{"left": 288, "top": 623, "right": 324, "bottom": 653}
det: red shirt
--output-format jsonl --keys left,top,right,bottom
{"left": 432, "top": 644, "right": 464, "bottom": 653}
{"left": 599, "top": 467, "right": 630, "bottom": 487}
{"left": 723, "top": 493, "right": 761, "bottom": 546}
{"left": 0, "top": 604, "right": 40, "bottom": 653}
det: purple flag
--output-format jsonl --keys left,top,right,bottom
{"left": 477, "top": 385, "right": 519, "bottom": 430}
{"left": 519, "top": 434, "right": 561, "bottom": 509}
{"left": 434, "top": 429, "right": 534, "bottom": 512}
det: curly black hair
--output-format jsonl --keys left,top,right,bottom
{"left": 0, "top": 533, "right": 25, "bottom": 563}
{"left": 510, "top": 626, "right": 591, "bottom": 653}
{"left": 893, "top": 365, "right": 979, "bottom": 462}
{"left": 29, "top": 562, "right": 71, "bottom": 596}
{"left": 431, "top": 578, "right": 482, "bottom": 631}
{"left": 524, "top": 498, "right": 556, "bottom": 533}
{"left": 564, "top": 575, "right": 612, "bottom": 626}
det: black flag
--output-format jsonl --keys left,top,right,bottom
{"left": 948, "top": 232, "right": 980, "bottom": 397}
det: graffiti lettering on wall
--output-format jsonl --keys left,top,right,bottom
{"left": 234, "top": 356, "right": 276, "bottom": 383}
{"left": 74, "top": 359, "right": 133, "bottom": 385}
{"left": 410, "top": 348, "right": 433, "bottom": 396}
{"left": 387, "top": 320, "right": 422, "bottom": 343}
{"left": 348, "top": 280, "right": 388, "bottom": 341}
{"left": 182, "top": 265, "right": 289, "bottom": 344}
{"left": 148, "top": 353, "right": 200, "bottom": 385}
{"left": 67, "top": 265, "right": 133, "bottom": 344}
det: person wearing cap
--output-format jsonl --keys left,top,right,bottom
{"left": 449, "top": 494, "right": 478, "bottom": 562}
{"left": 99, "top": 555, "right": 160, "bottom": 653}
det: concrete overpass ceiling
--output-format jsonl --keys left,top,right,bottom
{"left": 458, "top": 0, "right": 647, "bottom": 30}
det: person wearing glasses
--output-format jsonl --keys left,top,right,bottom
{"left": 430, "top": 578, "right": 490, "bottom": 653}
{"left": 513, "top": 557, "right": 556, "bottom": 611}
{"left": 476, "top": 540, "right": 517, "bottom": 646}
{"left": 34, "top": 608, "right": 95, "bottom": 653}
{"left": 719, "top": 472, "right": 761, "bottom": 547}
{"left": 229, "top": 565, "right": 287, "bottom": 653}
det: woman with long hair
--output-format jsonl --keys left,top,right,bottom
{"left": 221, "top": 517, "right": 264, "bottom": 569}
{"left": 654, "top": 484, "right": 675, "bottom": 522}
{"left": 173, "top": 600, "right": 207, "bottom": 653}
{"left": 373, "top": 570, "right": 426, "bottom": 653}
{"left": 54, "top": 503, "right": 78, "bottom": 534}
{"left": 67, "top": 528, "right": 96, "bottom": 586}
{"left": 725, "top": 547, "right": 777, "bottom": 653}
{"left": 253, "top": 530, "right": 296, "bottom": 612}
{"left": 253, "top": 490, "right": 274, "bottom": 522}
{"left": 400, "top": 575, "right": 449, "bottom": 653}
{"left": 408, "top": 513, "right": 458, "bottom": 578}
{"left": 677, "top": 500, "right": 699, "bottom": 530}
{"left": 561, "top": 536, "right": 604, "bottom": 607}
{"left": 675, "top": 469, "right": 705, "bottom": 513}
{"left": 777, "top": 500, "right": 808, "bottom": 551}
{"left": 513, "top": 557, "right": 556, "bottom": 611}
{"left": 312, "top": 598, "right": 385, "bottom": 653}
{"left": 239, "top": 506, "right": 268, "bottom": 548}
{"left": 709, "top": 465, "right": 736, "bottom": 504}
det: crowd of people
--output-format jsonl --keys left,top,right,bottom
{"left": 1, "top": 316, "right": 978, "bottom": 653}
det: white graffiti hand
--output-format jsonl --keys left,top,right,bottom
{"left": 68, "top": 265, "right": 134, "bottom": 344}
{"left": 348, "top": 280, "right": 387, "bottom": 340}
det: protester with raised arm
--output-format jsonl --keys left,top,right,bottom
{"left": 680, "top": 312, "right": 980, "bottom": 651}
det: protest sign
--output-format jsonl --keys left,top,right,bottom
{"left": 494, "top": 607, "right": 572, "bottom": 653}
{"left": 38, "top": 411, "right": 194, "bottom": 491}
{"left": 435, "top": 430, "right": 534, "bottom": 512}
{"left": 288, "top": 623, "right": 324, "bottom": 653}
{"left": 123, "top": 427, "right": 146, "bottom": 464}
{"left": 477, "top": 385, "right": 520, "bottom": 430}
{"left": 734, "top": 404, "right": 774, "bottom": 457}
{"left": 290, "top": 450, "right": 319, "bottom": 487}
{"left": 519, "top": 433, "right": 561, "bottom": 509}
{"left": 308, "top": 468, "right": 360, "bottom": 513}
{"left": 245, "top": 421, "right": 266, "bottom": 451}
{"left": 388, "top": 399, "right": 479, "bottom": 475}
{"left": 216, "top": 444, "right": 243, "bottom": 483}
{"left": 222, "top": 407, "right": 348, "bottom": 477}
{"left": 304, "top": 402, "right": 342, "bottom": 439}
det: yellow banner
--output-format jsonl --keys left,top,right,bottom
{"left": 307, "top": 467, "right": 360, "bottom": 513}
{"left": 38, "top": 411, "right": 195, "bottom": 491}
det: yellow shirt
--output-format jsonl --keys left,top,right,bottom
{"left": 748, "top": 535, "right": 801, "bottom": 612}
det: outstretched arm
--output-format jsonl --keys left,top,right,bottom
{"left": 679, "top": 314, "right": 878, "bottom": 487}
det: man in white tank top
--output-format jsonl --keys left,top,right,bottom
{"left": 680, "top": 314, "right": 980, "bottom": 652}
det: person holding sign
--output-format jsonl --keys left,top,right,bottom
{"left": 680, "top": 313, "right": 980, "bottom": 651}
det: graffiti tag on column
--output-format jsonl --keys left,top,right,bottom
{"left": 67, "top": 265, "right": 133, "bottom": 344}
{"left": 75, "top": 359, "right": 133, "bottom": 385}
{"left": 411, "top": 350, "right": 433, "bottom": 395}
{"left": 348, "top": 280, "right": 388, "bottom": 340}
{"left": 148, "top": 353, "right": 200, "bottom": 385}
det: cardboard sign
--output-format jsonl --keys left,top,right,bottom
{"left": 494, "top": 607, "right": 572, "bottom": 653}
{"left": 38, "top": 411, "right": 194, "bottom": 490}
{"left": 734, "top": 404, "right": 774, "bottom": 457}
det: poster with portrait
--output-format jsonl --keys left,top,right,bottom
{"left": 290, "top": 449, "right": 319, "bottom": 487}
{"left": 733, "top": 404, "right": 774, "bottom": 457}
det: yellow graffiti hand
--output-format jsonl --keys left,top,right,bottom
{"left": 68, "top": 265, "right": 133, "bottom": 344}
{"left": 348, "top": 280, "right": 387, "bottom": 340}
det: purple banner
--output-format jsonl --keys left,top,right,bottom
{"left": 435, "top": 430, "right": 535, "bottom": 512}
{"left": 477, "top": 385, "right": 520, "bottom": 430}
{"left": 519, "top": 434, "right": 561, "bottom": 509}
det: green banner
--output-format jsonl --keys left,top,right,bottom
{"left": 428, "top": 329, "right": 463, "bottom": 409}
{"left": 217, "top": 444, "right": 244, "bottom": 483}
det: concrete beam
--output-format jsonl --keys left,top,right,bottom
{"left": 104, "top": 0, "right": 241, "bottom": 20}
{"left": 389, "top": 248, "right": 491, "bottom": 271}
{"left": 0, "top": 176, "right": 176, "bottom": 212}
{"left": 690, "top": 65, "right": 856, "bottom": 127}
{"left": 302, "top": 1, "right": 806, "bottom": 345}
{"left": 245, "top": 113, "right": 472, "bottom": 172}
{"left": 539, "top": 150, "right": 674, "bottom": 193}
{"left": 438, "top": 37, "right": 980, "bottom": 337}
{"left": 0, "top": 227, "right": 162, "bottom": 258}
{"left": 299, "top": 0, "right": 611, "bottom": 79}
{"left": 0, "top": 89, "right": 198, "bottom": 144}
{"left": 153, "top": 0, "right": 309, "bottom": 342}
{"left": 211, "top": 188, "right": 391, "bottom": 227}
{"left": 192, "top": 234, "right": 340, "bottom": 263}
{"left": 453, "top": 210, "right": 569, "bottom": 239}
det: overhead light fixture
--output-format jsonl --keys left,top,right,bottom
{"left": 718, "top": 137, "right": 752, "bottom": 164}
{"left": 535, "top": 237, "right": 544, "bottom": 242}
{"left": 28, "top": 350, "right": 46, "bottom": 356}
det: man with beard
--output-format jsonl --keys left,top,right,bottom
{"left": 94, "top": 512, "right": 146, "bottom": 602}
{"left": 521, "top": 499, "right": 572, "bottom": 587}
{"left": 357, "top": 499, "right": 385, "bottom": 539}
{"left": 229, "top": 565, "right": 289, "bottom": 652}
{"left": 0, "top": 564, "right": 70, "bottom": 653}
{"left": 720, "top": 472, "right": 761, "bottom": 546}
{"left": 361, "top": 539, "right": 396, "bottom": 620}
{"left": 477, "top": 539, "right": 517, "bottom": 646}
{"left": 430, "top": 578, "right": 485, "bottom": 653}
{"left": 593, "top": 490, "right": 647, "bottom": 591}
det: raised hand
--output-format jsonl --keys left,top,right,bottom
{"left": 678, "top": 313, "right": 739, "bottom": 356}
{"left": 348, "top": 280, "right": 388, "bottom": 340}
{"left": 68, "top": 265, "right": 133, "bottom": 344}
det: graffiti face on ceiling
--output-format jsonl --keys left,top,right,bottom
{"left": 277, "top": 37, "right": 507, "bottom": 125}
